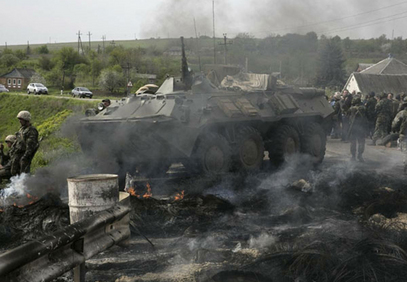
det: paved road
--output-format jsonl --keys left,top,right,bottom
{"left": 3, "top": 92, "right": 97, "bottom": 102}
{"left": 325, "top": 137, "right": 403, "bottom": 176}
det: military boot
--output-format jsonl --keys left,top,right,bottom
{"left": 357, "top": 155, "right": 364, "bottom": 162}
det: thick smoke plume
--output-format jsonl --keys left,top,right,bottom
{"left": 141, "top": 0, "right": 399, "bottom": 39}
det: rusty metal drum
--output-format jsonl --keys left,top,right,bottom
{"left": 67, "top": 174, "right": 119, "bottom": 223}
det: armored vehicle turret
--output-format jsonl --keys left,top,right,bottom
{"left": 78, "top": 37, "right": 333, "bottom": 177}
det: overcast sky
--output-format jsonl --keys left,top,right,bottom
{"left": 2, "top": 0, "right": 407, "bottom": 45}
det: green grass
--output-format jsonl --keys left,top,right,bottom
{"left": 0, "top": 38, "right": 217, "bottom": 53}
{"left": 0, "top": 93, "right": 95, "bottom": 171}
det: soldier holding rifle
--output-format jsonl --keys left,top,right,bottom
{"left": 347, "top": 96, "right": 368, "bottom": 162}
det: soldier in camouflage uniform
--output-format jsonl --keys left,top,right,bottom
{"left": 365, "top": 91, "right": 377, "bottom": 139}
{"left": 347, "top": 97, "right": 368, "bottom": 162}
{"left": 13, "top": 111, "right": 39, "bottom": 175}
{"left": 340, "top": 90, "right": 353, "bottom": 141}
{"left": 0, "top": 135, "right": 17, "bottom": 182}
{"left": 372, "top": 93, "right": 393, "bottom": 145}
{"left": 330, "top": 92, "right": 342, "bottom": 139}
{"left": 392, "top": 107, "right": 407, "bottom": 173}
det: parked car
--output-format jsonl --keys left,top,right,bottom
{"left": 0, "top": 84, "right": 9, "bottom": 93}
{"left": 72, "top": 87, "right": 93, "bottom": 98}
{"left": 27, "top": 83, "right": 48, "bottom": 95}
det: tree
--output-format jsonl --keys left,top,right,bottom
{"left": 36, "top": 45, "right": 49, "bottom": 54}
{"left": 38, "top": 55, "right": 54, "bottom": 71}
{"left": 53, "top": 47, "right": 85, "bottom": 88}
{"left": 0, "top": 54, "right": 20, "bottom": 68}
{"left": 315, "top": 37, "right": 346, "bottom": 89}
{"left": 14, "top": 50, "right": 28, "bottom": 60}
{"left": 98, "top": 69, "right": 125, "bottom": 93}
{"left": 30, "top": 73, "right": 47, "bottom": 85}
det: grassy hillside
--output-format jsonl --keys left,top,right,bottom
{"left": 0, "top": 37, "right": 216, "bottom": 52}
{"left": 0, "top": 93, "right": 95, "bottom": 171}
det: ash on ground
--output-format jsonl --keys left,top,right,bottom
{"left": 2, "top": 164, "right": 407, "bottom": 282}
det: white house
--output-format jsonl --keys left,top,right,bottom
{"left": 344, "top": 57, "right": 407, "bottom": 95}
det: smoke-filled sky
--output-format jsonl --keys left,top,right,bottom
{"left": 2, "top": 0, "right": 407, "bottom": 45}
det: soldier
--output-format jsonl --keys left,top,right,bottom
{"left": 0, "top": 135, "right": 17, "bottom": 182}
{"left": 392, "top": 106, "right": 407, "bottom": 173}
{"left": 13, "top": 111, "right": 39, "bottom": 175}
{"left": 392, "top": 94, "right": 401, "bottom": 117}
{"left": 365, "top": 91, "right": 377, "bottom": 138}
{"left": 398, "top": 96, "right": 407, "bottom": 113}
{"left": 372, "top": 93, "right": 393, "bottom": 145}
{"left": 340, "top": 90, "right": 353, "bottom": 141}
{"left": 330, "top": 92, "right": 342, "bottom": 139}
{"left": 102, "top": 99, "right": 111, "bottom": 108}
{"left": 347, "top": 97, "right": 368, "bottom": 162}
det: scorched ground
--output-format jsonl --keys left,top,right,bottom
{"left": 1, "top": 139, "right": 407, "bottom": 282}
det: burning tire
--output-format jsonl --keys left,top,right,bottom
{"left": 185, "top": 132, "right": 232, "bottom": 175}
{"left": 234, "top": 126, "right": 264, "bottom": 171}
{"left": 300, "top": 122, "right": 326, "bottom": 164}
{"left": 268, "top": 124, "right": 300, "bottom": 165}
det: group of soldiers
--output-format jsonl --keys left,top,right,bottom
{"left": 0, "top": 111, "right": 39, "bottom": 183}
{"left": 330, "top": 90, "right": 407, "bottom": 171}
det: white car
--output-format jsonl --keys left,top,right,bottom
{"left": 0, "top": 84, "right": 9, "bottom": 93}
{"left": 71, "top": 87, "right": 93, "bottom": 98}
{"left": 27, "top": 83, "right": 48, "bottom": 95}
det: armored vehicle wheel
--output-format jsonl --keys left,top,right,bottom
{"left": 268, "top": 125, "right": 300, "bottom": 165}
{"left": 186, "top": 133, "right": 231, "bottom": 175}
{"left": 300, "top": 122, "right": 326, "bottom": 164}
{"left": 234, "top": 126, "right": 264, "bottom": 171}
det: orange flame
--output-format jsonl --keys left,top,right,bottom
{"left": 174, "top": 190, "right": 185, "bottom": 201}
{"left": 126, "top": 187, "right": 140, "bottom": 197}
{"left": 27, "top": 193, "right": 39, "bottom": 203}
{"left": 143, "top": 183, "right": 152, "bottom": 198}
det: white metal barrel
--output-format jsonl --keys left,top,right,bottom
{"left": 67, "top": 174, "right": 119, "bottom": 223}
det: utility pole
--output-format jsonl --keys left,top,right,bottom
{"left": 87, "top": 31, "right": 92, "bottom": 50}
{"left": 218, "top": 33, "right": 232, "bottom": 65}
{"left": 76, "top": 30, "right": 84, "bottom": 54}
{"left": 194, "top": 17, "right": 202, "bottom": 72}
{"left": 212, "top": 0, "right": 216, "bottom": 64}
{"left": 102, "top": 35, "right": 106, "bottom": 54}
{"left": 27, "top": 41, "right": 31, "bottom": 55}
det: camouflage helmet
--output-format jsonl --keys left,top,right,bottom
{"left": 352, "top": 97, "right": 362, "bottom": 105}
{"left": 403, "top": 96, "right": 407, "bottom": 103}
{"left": 4, "top": 135, "right": 16, "bottom": 143}
{"left": 16, "top": 110, "right": 31, "bottom": 121}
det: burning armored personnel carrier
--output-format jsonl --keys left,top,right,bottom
{"left": 78, "top": 37, "right": 333, "bottom": 177}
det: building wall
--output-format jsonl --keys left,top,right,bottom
{"left": 0, "top": 77, "right": 30, "bottom": 91}
{"left": 344, "top": 74, "right": 361, "bottom": 94}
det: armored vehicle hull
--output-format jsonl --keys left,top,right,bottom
{"left": 78, "top": 37, "right": 333, "bottom": 177}
{"left": 79, "top": 79, "right": 333, "bottom": 177}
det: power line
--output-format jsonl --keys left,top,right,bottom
{"left": 320, "top": 10, "right": 407, "bottom": 35}
{"left": 269, "top": 1, "right": 407, "bottom": 33}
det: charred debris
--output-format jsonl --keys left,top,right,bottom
{"left": 1, "top": 167, "right": 407, "bottom": 281}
